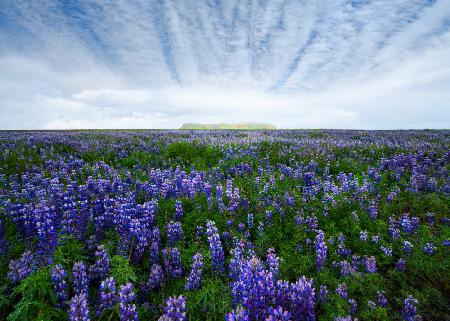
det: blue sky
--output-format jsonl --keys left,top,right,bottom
{"left": 1, "top": 0, "right": 450, "bottom": 129}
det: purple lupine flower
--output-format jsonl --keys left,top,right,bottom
{"left": 185, "top": 252, "right": 203, "bottom": 291}
{"left": 167, "top": 221, "right": 183, "bottom": 246}
{"left": 359, "top": 230, "right": 368, "bottom": 242}
{"left": 50, "top": 264, "right": 68, "bottom": 306}
{"left": 364, "top": 256, "right": 377, "bottom": 273}
{"left": 195, "top": 225, "right": 204, "bottom": 240}
{"left": 174, "top": 200, "right": 183, "bottom": 221}
{"left": 318, "top": 285, "right": 328, "bottom": 303}
{"left": 73, "top": 261, "right": 88, "bottom": 296}
{"left": 68, "top": 293, "right": 90, "bottom": 321}
{"left": 339, "top": 261, "right": 353, "bottom": 277}
{"left": 231, "top": 257, "right": 275, "bottom": 320}
{"left": 402, "top": 295, "right": 419, "bottom": 321}
{"left": 162, "top": 247, "right": 183, "bottom": 279}
{"left": 265, "top": 210, "right": 273, "bottom": 226}
{"left": 371, "top": 235, "right": 380, "bottom": 243}
{"left": 147, "top": 264, "right": 164, "bottom": 291}
{"left": 206, "top": 220, "right": 225, "bottom": 274}
{"left": 368, "top": 201, "right": 378, "bottom": 220}
{"left": 226, "top": 306, "right": 249, "bottom": 321}
{"left": 377, "top": 291, "right": 388, "bottom": 308}
{"left": 90, "top": 245, "right": 110, "bottom": 280}
{"left": 380, "top": 246, "right": 392, "bottom": 257}
{"left": 97, "top": 277, "right": 116, "bottom": 316}
{"left": 337, "top": 234, "right": 350, "bottom": 256}
{"left": 402, "top": 241, "right": 413, "bottom": 254}
{"left": 119, "top": 283, "right": 138, "bottom": 321}
{"left": 265, "top": 306, "right": 292, "bottom": 321}
{"left": 336, "top": 283, "right": 348, "bottom": 299}
{"left": 315, "top": 230, "right": 327, "bottom": 270}
{"left": 159, "top": 295, "right": 187, "bottom": 321}
{"left": 396, "top": 258, "right": 406, "bottom": 272}
{"left": 289, "top": 276, "right": 315, "bottom": 321}
{"left": 423, "top": 243, "right": 436, "bottom": 255}
{"left": 8, "top": 250, "right": 35, "bottom": 283}
{"left": 150, "top": 227, "right": 161, "bottom": 264}
{"left": 247, "top": 213, "right": 254, "bottom": 229}
{"left": 266, "top": 248, "right": 280, "bottom": 279}
{"left": 349, "top": 299, "right": 357, "bottom": 315}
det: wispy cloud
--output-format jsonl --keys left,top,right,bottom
{"left": 1, "top": 0, "right": 449, "bottom": 128}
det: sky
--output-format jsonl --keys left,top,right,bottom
{"left": 1, "top": 0, "right": 450, "bottom": 129}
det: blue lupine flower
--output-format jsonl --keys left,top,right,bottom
{"left": 185, "top": 252, "right": 203, "bottom": 291}
{"left": 68, "top": 293, "right": 90, "bottom": 321}
{"left": 98, "top": 277, "right": 116, "bottom": 316}
{"left": 51, "top": 264, "right": 68, "bottom": 307}
{"left": 159, "top": 295, "right": 186, "bottom": 321}
{"left": 119, "top": 283, "right": 138, "bottom": 321}
{"left": 206, "top": 220, "right": 225, "bottom": 274}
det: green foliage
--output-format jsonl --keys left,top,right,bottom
{"left": 110, "top": 255, "right": 137, "bottom": 286}
{"left": 7, "top": 267, "right": 64, "bottom": 321}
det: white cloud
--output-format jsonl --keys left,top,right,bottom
{"left": 0, "top": 0, "right": 449, "bottom": 129}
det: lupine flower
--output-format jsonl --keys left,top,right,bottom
{"left": 377, "top": 291, "right": 388, "bottom": 307}
{"left": 68, "top": 293, "right": 90, "bottom": 321}
{"left": 423, "top": 243, "right": 436, "bottom": 255}
{"left": 364, "top": 256, "right": 377, "bottom": 273}
{"left": 8, "top": 250, "right": 35, "bottom": 283}
{"left": 119, "top": 283, "right": 138, "bottom": 321}
{"left": 185, "top": 252, "right": 203, "bottom": 291}
{"left": 231, "top": 257, "right": 275, "bottom": 320}
{"left": 50, "top": 264, "right": 68, "bottom": 306}
{"left": 396, "top": 258, "right": 406, "bottom": 272}
{"left": 402, "top": 241, "right": 413, "bottom": 254}
{"left": 150, "top": 227, "right": 161, "bottom": 264}
{"left": 265, "top": 306, "right": 291, "bottom": 321}
{"left": 318, "top": 285, "right": 328, "bottom": 303}
{"left": 402, "top": 295, "right": 419, "bottom": 321}
{"left": 90, "top": 245, "right": 110, "bottom": 280}
{"left": 225, "top": 306, "right": 249, "bottom": 321}
{"left": 159, "top": 295, "right": 187, "bottom": 321}
{"left": 359, "top": 230, "right": 368, "bottom": 242}
{"left": 266, "top": 248, "right": 280, "bottom": 279}
{"left": 73, "top": 261, "right": 88, "bottom": 295}
{"left": 349, "top": 299, "right": 357, "bottom": 315}
{"left": 195, "top": 226, "right": 204, "bottom": 240}
{"left": 315, "top": 230, "right": 327, "bottom": 270}
{"left": 247, "top": 213, "right": 254, "bottom": 229}
{"left": 98, "top": 277, "right": 116, "bottom": 316}
{"left": 206, "top": 220, "right": 225, "bottom": 274}
{"left": 174, "top": 200, "right": 183, "bottom": 221}
{"left": 163, "top": 247, "right": 183, "bottom": 278}
{"left": 289, "top": 276, "right": 315, "bottom": 321}
{"left": 167, "top": 221, "right": 183, "bottom": 245}
{"left": 368, "top": 201, "right": 378, "bottom": 220}
{"left": 380, "top": 246, "right": 392, "bottom": 257}
{"left": 147, "top": 264, "right": 164, "bottom": 291}
{"left": 336, "top": 283, "right": 348, "bottom": 299}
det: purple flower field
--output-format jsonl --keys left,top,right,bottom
{"left": 0, "top": 129, "right": 449, "bottom": 320}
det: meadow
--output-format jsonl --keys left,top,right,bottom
{"left": 0, "top": 129, "right": 448, "bottom": 321}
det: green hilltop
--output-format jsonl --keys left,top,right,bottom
{"left": 179, "top": 122, "right": 276, "bottom": 130}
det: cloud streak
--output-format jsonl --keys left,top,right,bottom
{"left": 0, "top": 0, "right": 450, "bottom": 129}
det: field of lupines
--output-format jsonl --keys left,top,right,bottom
{"left": 0, "top": 130, "right": 449, "bottom": 321}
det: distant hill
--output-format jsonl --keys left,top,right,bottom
{"left": 180, "top": 122, "right": 276, "bottom": 130}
